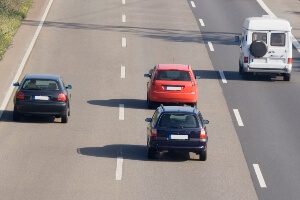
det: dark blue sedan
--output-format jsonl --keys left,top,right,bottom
{"left": 145, "top": 105, "right": 209, "bottom": 161}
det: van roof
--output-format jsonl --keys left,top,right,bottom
{"left": 243, "top": 16, "right": 291, "bottom": 32}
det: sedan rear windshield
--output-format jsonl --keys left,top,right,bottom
{"left": 156, "top": 70, "right": 191, "bottom": 81}
{"left": 22, "top": 79, "right": 60, "bottom": 90}
{"left": 158, "top": 113, "right": 199, "bottom": 128}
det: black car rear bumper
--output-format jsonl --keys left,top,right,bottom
{"left": 149, "top": 140, "right": 207, "bottom": 153}
{"left": 14, "top": 101, "right": 68, "bottom": 116}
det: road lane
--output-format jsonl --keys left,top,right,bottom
{"left": 0, "top": 0, "right": 257, "bottom": 199}
{"left": 191, "top": 0, "right": 300, "bottom": 199}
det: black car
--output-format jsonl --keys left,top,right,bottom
{"left": 13, "top": 74, "right": 72, "bottom": 123}
{"left": 145, "top": 105, "right": 209, "bottom": 161}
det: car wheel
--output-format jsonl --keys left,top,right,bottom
{"left": 147, "top": 147, "right": 156, "bottom": 159}
{"left": 68, "top": 106, "right": 71, "bottom": 116}
{"left": 12, "top": 110, "right": 20, "bottom": 122}
{"left": 61, "top": 114, "right": 68, "bottom": 123}
{"left": 199, "top": 150, "right": 207, "bottom": 161}
{"left": 239, "top": 61, "right": 243, "bottom": 75}
{"left": 283, "top": 74, "right": 291, "bottom": 81}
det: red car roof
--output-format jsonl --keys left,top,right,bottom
{"left": 156, "top": 64, "right": 190, "bottom": 71}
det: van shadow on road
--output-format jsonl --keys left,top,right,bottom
{"left": 77, "top": 145, "right": 190, "bottom": 162}
{"left": 87, "top": 99, "right": 147, "bottom": 109}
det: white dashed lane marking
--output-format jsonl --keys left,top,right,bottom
{"left": 122, "top": 0, "right": 126, "bottom": 5}
{"left": 122, "top": 37, "right": 127, "bottom": 47}
{"left": 219, "top": 70, "right": 227, "bottom": 84}
{"left": 208, "top": 42, "right": 214, "bottom": 51}
{"left": 119, "top": 104, "right": 124, "bottom": 120}
{"left": 253, "top": 164, "right": 267, "bottom": 188}
{"left": 116, "top": 157, "right": 124, "bottom": 180}
{"left": 190, "top": 1, "right": 196, "bottom": 8}
{"left": 122, "top": 14, "right": 126, "bottom": 23}
{"left": 199, "top": 18, "right": 205, "bottom": 27}
{"left": 233, "top": 109, "right": 244, "bottom": 127}
{"left": 121, "top": 65, "right": 126, "bottom": 79}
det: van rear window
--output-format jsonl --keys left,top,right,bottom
{"left": 252, "top": 32, "right": 267, "bottom": 43}
{"left": 271, "top": 33, "right": 285, "bottom": 46}
{"left": 156, "top": 70, "right": 191, "bottom": 81}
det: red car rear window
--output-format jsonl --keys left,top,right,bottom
{"left": 156, "top": 70, "right": 191, "bottom": 81}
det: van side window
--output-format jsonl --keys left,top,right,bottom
{"left": 252, "top": 32, "right": 267, "bottom": 43}
{"left": 271, "top": 33, "right": 285, "bottom": 46}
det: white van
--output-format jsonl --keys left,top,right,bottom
{"left": 239, "top": 15, "right": 293, "bottom": 81}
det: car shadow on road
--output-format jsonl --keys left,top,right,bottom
{"left": 77, "top": 144, "right": 191, "bottom": 162}
{"left": 87, "top": 99, "right": 147, "bottom": 109}
{"left": 193, "top": 69, "right": 283, "bottom": 82}
{"left": 0, "top": 110, "right": 58, "bottom": 123}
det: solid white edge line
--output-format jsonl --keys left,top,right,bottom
{"left": 0, "top": 0, "right": 53, "bottom": 119}
{"left": 219, "top": 70, "right": 227, "bottom": 84}
{"left": 253, "top": 164, "right": 267, "bottom": 188}
{"left": 120, "top": 65, "right": 126, "bottom": 79}
{"left": 122, "top": 14, "right": 126, "bottom": 23}
{"left": 199, "top": 19, "right": 205, "bottom": 27}
{"left": 208, "top": 42, "right": 214, "bottom": 51}
{"left": 116, "top": 157, "right": 124, "bottom": 180}
{"left": 122, "top": 0, "right": 126, "bottom": 5}
{"left": 122, "top": 37, "right": 126, "bottom": 47}
{"left": 119, "top": 104, "right": 124, "bottom": 120}
{"left": 256, "top": 0, "right": 300, "bottom": 53}
{"left": 190, "top": 1, "right": 196, "bottom": 8}
{"left": 233, "top": 109, "right": 244, "bottom": 126}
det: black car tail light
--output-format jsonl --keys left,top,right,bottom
{"left": 57, "top": 93, "right": 67, "bottom": 102}
{"left": 199, "top": 128, "right": 207, "bottom": 142}
{"left": 16, "top": 91, "right": 25, "bottom": 100}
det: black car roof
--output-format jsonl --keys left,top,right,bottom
{"left": 158, "top": 105, "right": 198, "bottom": 114}
{"left": 24, "top": 74, "right": 61, "bottom": 80}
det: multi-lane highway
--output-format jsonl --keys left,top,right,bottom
{"left": 0, "top": 0, "right": 299, "bottom": 199}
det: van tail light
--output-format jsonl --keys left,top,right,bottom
{"left": 288, "top": 58, "right": 292, "bottom": 64}
{"left": 57, "top": 93, "right": 67, "bottom": 102}
{"left": 199, "top": 128, "right": 207, "bottom": 142}
{"left": 16, "top": 91, "right": 25, "bottom": 100}
{"left": 150, "top": 129, "right": 157, "bottom": 139}
{"left": 244, "top": 56, "right": 249, "bottom": 63}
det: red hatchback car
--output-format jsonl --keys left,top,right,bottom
{"left": 144, "top": 64, "right": 198, "bottom": 108}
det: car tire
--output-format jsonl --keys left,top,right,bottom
{"left": 250, "top": 40, "right": 268, "bottom": 58}
{"left": 13, "top": 110, "right": 20, "bottom": 122}
{"left": 61, "top": 114, "right": 68, "bottom": 123}
{"left": 199, "top": 150, "right": 207, "bottom": 161}
{"left": 283, "top": 74, "right": 291, "bottom": 81}
{"left": 68, "top": 106, "right": 71, "bottom": 116}
{"left": 147, "top": 147, "right": 156, "bottom": 159}
{"left": 239, "top": 61, "right": 243, "bottom": 75}
{"left": 147, "top": 96, "right": 155, "bottom": 109}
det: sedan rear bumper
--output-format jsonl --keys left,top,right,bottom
{"left": 14, "top": 101, "right": 68, "bottom": 116}
{"left": 149, "top": 139, "right": 206, "bottom": 153}
{"left": 149, "top": 91, "right": 197, "bottom": 104}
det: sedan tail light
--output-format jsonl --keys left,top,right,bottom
{"left": 16, "top": 91, "right": 25, "bottom": 100}
{"left": 57, "top": 93, "right": 67, "bottom": 102}
{"left": 150, "top": 129, "right": 157, "bottom": 139}
{"left": 199, "top": 128, "right": 207, "bottom": 142}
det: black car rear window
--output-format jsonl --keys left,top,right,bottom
{"left": 156, "top": 70, "right": 191, "bottom": 81}
{"left": 158, "top": 113, "right": 199, "bottom": 128}
{"left": 22, "top": 79, "right": 60, "bottom": 90}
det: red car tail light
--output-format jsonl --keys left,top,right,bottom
{"left": 16, "top": 91, "right": 25, "bottom": 100}
{"left": 150, "top": 129, "right": 157, "bottom": 139}
{"left": 244, "top": 56, "right": 249, "bottom": 63}
{"left": 57, "top": 93, "right": 67, "bottom": 102}
{"left": 288, "top": 58, "right": 292, "bottom": 64}
{"left": 199, "top": 128, "right": 207, "bottom": 142}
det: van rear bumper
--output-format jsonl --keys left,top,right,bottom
{"left": 243, "top": 63, "right": 292, "bottom": 74}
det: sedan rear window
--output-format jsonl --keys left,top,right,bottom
{"left": 271, "top": 33, "right": 285, "bottom": 46}
{"left": 158, "top": 113, "right": 199, "bottom": 128}
{"left": 156, "top": 70, "right": 191, "bottom": 81}
{"left": 22, "top": 79, "right": 59, "bottom": 90}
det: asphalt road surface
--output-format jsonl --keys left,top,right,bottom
{"left": 0, "top": 0, "right": 299, "bottom": 199}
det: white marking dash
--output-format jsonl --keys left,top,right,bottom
{"left": 116, "top": 157, "right": 124, "bottom": 180}
{"left": 121, "top": 65, "right": 126, "bottom": 79}
{"left": 199, "top": 18, "right": 205, "bottom": 26}
{"left": 233, "top": 109, "right": 244, "bottom": 126}
{"left": 219, "top": 70, "right": 227, "bottom": 84}
{"left": 122, "top": 0, "right": 126, "bottom": 5}
{"left": 208, "top": 42, "right": 214, "bottom": 51}
{"left": 253, "top": 164, "right": 267, "bottom": 188}
{"left": 119, "top": 104, "right": 124, "bottom": 120}
{"left": 122, "top": 14, "right": 126, "bottom": 23}
{"left": 190, "top": 1, "right": 196, "bottom": 8}
{"left": 122, "top": 37, "right": 126, "bottom": 47}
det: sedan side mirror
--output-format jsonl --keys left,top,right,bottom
{"left": 203, "top": 119, "right": 209, "bottom": 125}
{"left": 13, "top": 82, "right": 20, "bottom": 87}
{"left": 66, "top": 85, "right": 72, "bottom": 89}
{"left": 145, "top": 118, "right": 152, "bottom": 122}
{"left": 144, "top": 73, "right": 151, "bottom": 78}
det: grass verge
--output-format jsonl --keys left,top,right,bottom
{"left": 0, "top": 0, "right": 33, "bottom": 60}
